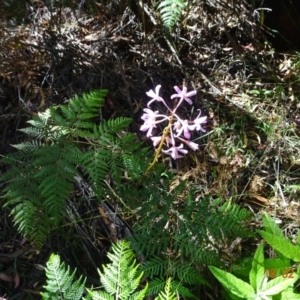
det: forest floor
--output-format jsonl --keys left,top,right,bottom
{"left": 1, "top": 0, "right": 300, "bottom": 299}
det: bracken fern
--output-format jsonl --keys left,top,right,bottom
{"left": 0, "top": 89, "right": 148, "bottom": 248}
{"left": 42, "top": 241, "right": 183, "bottom": 300}
{"left": 41, "top": 253, "right": 86, "bottom": 300}
{"left": 157, "top": 0, "right": 187, "bottom": 31}
{"left": 87, "top": 240, "right": 148, "bottom": 300}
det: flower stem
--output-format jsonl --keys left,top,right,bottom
{"left": 138, "top": 113, "right": 174, "bottom": 184}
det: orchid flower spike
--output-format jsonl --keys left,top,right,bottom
{"left": 140, "top": 84, "right": 207, "bottom": 161}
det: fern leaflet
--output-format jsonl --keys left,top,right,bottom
{"left": 87, "top": 241, "right": 148, "bottom": 300}
{"left": 157, "top": 0, "right": 187, "bottom": 31}
{"left": 41, "top": 253, "right": 86, "bottom": 300}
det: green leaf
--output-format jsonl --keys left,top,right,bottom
{"left": 264, "top": 258, "right": 291, "bottom": 272}
{"left": 41, "top": 253, "right": 86, "bottom": 300}
{"left": 262, "top": 273, "right": 298, "bottom": 295}
{"left": 264, "top": 258, "right": 290, "bottom": 269}
{"left": 155, "top": 278, "right": 177, "bottom": 300}
{"left": 262, "top": 214, "right": 284, "bottom": 238}
{"left": 279, "top": 287, "right": 300, "bottom": 299}
{"left": 208, "top": 266, "right": 255, "bottom": 298}
{"left": 157, "top": 0, "right": 187, "bottom": 30}
{"left": 261, "top": 215, "right": 292, "bottom": 261}
{"left": 86, "top": 289, "right": 113, "bottom": 300}
{"left": 249, "top": 243, "right": 265, "bottom": 291}
{"left": 258, "top": 231, "right": 300, "bottom": 262}
{"left": 90, "top": 241, "right": 147, "bottom": 300}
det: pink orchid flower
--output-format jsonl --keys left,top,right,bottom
{"left": 141, "top": 108, "right": 159, "bottom": 122}
{"left": 146, "top": 85, "right": 165, "bottom": 107}
{"left": 162, "top": 143, "right": 188, "bottom": 160}
{"left": 171, "top": 86, "right": 196, "bottom": 105}
{"left": 140, "top": 121, "right": 156, "bottom": 137}
{"left": 140, "top": 108, "right": 160, "bottom": 137}
{"left": 180, "top": 138, "right": 199, "bottom": 151}
{"left": 141, "top": 85, "right": 207, "bottom": 159}
{"left": 192, "top": 111, "right": 207, "bottom": 132}
{"left": 173, "top": 119, "right": 195, "bottom": 139}
{"left": 150, "top": 136, "right": 162, "bottom": 147}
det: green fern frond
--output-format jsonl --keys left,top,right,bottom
{"left": 19, "top": 127, "right": 45, "bottom": 138}
{"left": 21, "top": 109, "right": 69, "bottom": 141}
{"left": 122, "top": 152, "right": 149, "bottom": 180}
{"left": 1, "top": 88, "right": 161, "bottom": 255}
{"left": 0, "top": 88, "right": 146, "bottom": 249}
{"left": 37, "top": 90, "right": 107, "bottom": 139}
{"left": 1, "top": 150, "right": 34, "bottom": 167}
{"left": 87, "top": 240, "right": 148, "bottom": 300}
{"left": 128, "top": 181, "right": 251, "bottom": 297}
{"left": 108, "top": 152, "right": 124, "bottom": 186}
{"left": 13, "top": 201, "right": 49, "bottom": 248}
{"left": 140, "top": 255, "right": 167, "bottom": 278}
{"left": 157, "top": 0, "right": 187, "bottom": 31}
{"left": 58, "top": 89, "right": 107, "bottom": 132}
{"left": 1, "top": 158, "right": 49, "bottom": 247}
{"left": 148, "top": 278, "right": 198, "bottom": 300}
{"left": 147, "top": 278, "right": 166, "bottom": 296}
{"left": 81, "top": 148, "right": 110, "bottom": 193}
{"left": 171, "top": 260, "right": 208, "bottom": 286}
{"left": 155, "top": 278, "right": 177, "bottom": 300}
{"left": 96, "top": 117, "right": 132, "bottom": 137}
{"left": 32, "top": 143, "right": 79, "bottom": 224}
{"left": 141, "top": 257, "right": 206, "bottom": 298}
{"left": 27, "top": 109, "right": 52, "bottom": 129}
{"left": 87, "top": 291, "right": 113, "bottom": 300}
{"left": 41, "top": 253, "right": 86, "bottom": 300}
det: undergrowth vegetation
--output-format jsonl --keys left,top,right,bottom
{"left": 1, "top": 89, "right": 253, "bottom": 298}
{"left": 1, "top": 0, "right": 300, "bottom": 299}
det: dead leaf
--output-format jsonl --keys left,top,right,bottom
{"left": 0, "top": 273, "right": 14, "bottom": 283}
{"left": 249, "top": 193, "right": 268, "bottom": 203}
{"left": 14, "top": 273, "right": 20, "bottom": 288}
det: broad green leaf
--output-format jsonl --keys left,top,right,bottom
{"left": 263, "top": 273, "right": 298, "bottom": 295}
{"left": 262, "top": 214, "right": 288, "bottom": 261}
{"left": 231, "top": 257, "right": 253, "bottom": 278}
{"left": 262, "top": 214, "right": 284, "bottom": 238}
{"left": 249, "top": 243, "right": 265, "bottom": 291}
{"left": 209, "top": 266, "right": 255, "bottom": 298}
{"left": 223, "top": 287, "right": 246, "bottom": 300}
{"left": 264, "top": 258, "right": 290, "bottom": 270}
{"left": 298, "top": 230, "right": 300, "bottom": 247}
{"left": 280, "top": 287, "right": 300, "bottom": 299}
{"left": 258, "top": 231, "right": 300, "bottom": 262}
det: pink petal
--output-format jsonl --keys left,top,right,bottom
{"left": 184, "top": 130, "right": 191, "bottom": 139}
{"left": 151, "top": 136, "right": 162, "bottom": 147}
{"left": 185, "top": 90, "right": 197, "bottom": 97}
{"left": 181, "top": 87, "right": 187, "bottom": 94}
{"left": 196, "top": 116, "right": 208, "bottom": 124}
{"left": 155, "top": 85, "right": 162, "bottom": 94}
{"left": 146, "top": 90, "right": 156, "bottom": 98}
{"left": 186, "top": 141, "right": 198, "bottom": 151}
{"left": 184, "top": 98, "right": 193, "bottom": 105}
{"left": 147, "top": 99, "right": 156, "bottom": 107}
{"left": 173, "top": 86, "right": 181, "bottom": 94}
